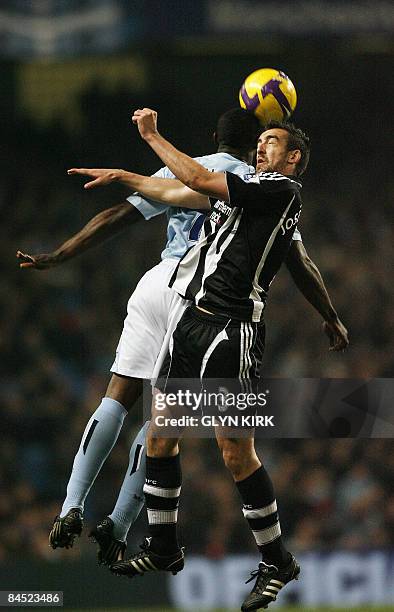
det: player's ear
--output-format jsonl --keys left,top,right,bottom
{"left": 288, "top": 149, "right": 301, "bottom": 165}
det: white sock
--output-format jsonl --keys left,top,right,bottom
{"left": 60, "top": 397, "right": 127, "bottom": 517}
{"left": 108, "top": 421, "right": 149, "bottom": 541}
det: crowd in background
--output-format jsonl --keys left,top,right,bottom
{"left": 1, "top": 82, "right": 393, "bottom": 563}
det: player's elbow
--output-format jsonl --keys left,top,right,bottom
{"left": 287, "top": 242, "right": 310, "bottom": 271}
{"left": 183, "top": 169, "right": 212, "bottom": 195}
{"left": 106, "top": 203, "right": 137, "bottom": 226}
{"left": 184, "top": 174, "right": 205, "bottom": 192}
{"left": 184, "top": 171, "right": 224, "bottom": 200}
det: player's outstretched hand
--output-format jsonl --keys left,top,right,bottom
{"left": 16, "top": 251, "right": 57, "bottom": 270}
{"left": 322, "top": 318, "right": 349, "bottom": 352}
{"left": 132, "top": 108, "right": 158, "bottom": 140}
{"left": 67, "top": 168, "right": 122, "bottom": 189}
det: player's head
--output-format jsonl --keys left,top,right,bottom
{"left": 256, "top": 121, "right": 310, "bottom": 176}
{"left": 214, "top": 108, "right": 260, "bottom": 158}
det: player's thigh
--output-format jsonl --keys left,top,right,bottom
{"left": 111, "top": 259, "right": 179, "bottom": 379}
{"left": 157, "top": 306, "right": 211, "bottom": 383}
{"left": 105, "top": 373, "right": 143, "bottom": 411}
{"left": 151, "top": 293, "right": 190, "bottom": 384}
{"left": 215, "top": 433, "right": 256, "bottom": 457}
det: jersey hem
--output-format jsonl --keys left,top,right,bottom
{"left": 110, "top": 366, "right": 153, "bottom": 379}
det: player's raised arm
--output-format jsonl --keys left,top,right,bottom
{"left": 67, "top": 168, "right": 209, "bottom": 211}
{"left": 17, "top": 202, "right": 138, "bottom": 269}
{"left": 285, "top": 239, "right": 349, "bottom": 351}
{"left": 132, "top": 108, "right": 230, "bottom": 202}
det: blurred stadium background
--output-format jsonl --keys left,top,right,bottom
{"left": 1, "top": 0, "right": 393, "bottom": 609}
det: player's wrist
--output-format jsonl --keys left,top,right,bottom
{"left": 118, "top": 169, "right": 140, "bottom": 190}
{"left": 51, "top": 250, "right": 68, "bottom": 264}
{"left": 105, "top": 169, "right": 122, "bottom": 183}
{"left": 143, "top": 130, "right": 160, "bottom": 144}
{"left": 116, "top": 169, "right": 128, "bottom": 182}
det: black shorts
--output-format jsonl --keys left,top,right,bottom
{"left": 157, "top": 305, "right": 265, "bottom": 394}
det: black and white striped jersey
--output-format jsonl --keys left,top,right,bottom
{"left": 170, "top": 171, "right": 303, "bottom": 322}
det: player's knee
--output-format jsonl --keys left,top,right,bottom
{"left": 221, "top": 447, "right": 248, "bottom": 479}
{"left": 219, "top": 438, "right": 259, "bottom": 479}
{"left": 146, "top": 435, "right": 176, "bottom": 457}
{"left": 106, "top": 374, "right": 143, "bottom": 411}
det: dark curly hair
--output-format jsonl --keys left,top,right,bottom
{"left": 216, "top": 108, "right": 260, "bottom": 151}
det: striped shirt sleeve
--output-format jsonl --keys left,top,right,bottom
{"left": 226, "top": 171, "right": 300, "bottom": 213}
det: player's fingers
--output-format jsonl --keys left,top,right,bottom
{"left": 16, "top": 251, "right": 33, "bottom": 262}
{"left": 67, "top": 168, "right": 93, "bottom": 176}
{"left": 329, "top": 332, "right": 341, "bottom": 348}
{"left": 329, "top": 338, "right": 346, "bottom": 352}
{"left": 84, "top": 179, "right": 101, "bottom": 189}
{"left": 132, "top": 111, "right": 143, "bottom": 122}
{"left": 323, "top": 322, "right": 334, "bottom": 341}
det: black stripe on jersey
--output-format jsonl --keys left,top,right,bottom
{"left": 169, "top": 215, "right": 216, "bottom": 293}
{"left": 172, "top": 237, "right": 214, "bottom": 298}
{"left": 214, "top": 208, "right": 241, "bottom": 254}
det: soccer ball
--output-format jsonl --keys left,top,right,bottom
{"left": 239, "top": 68, "right": 297, "bottom": 123}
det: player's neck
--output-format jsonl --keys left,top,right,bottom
{"left": 216, "top": 144, "right": 252, "bottom": 164}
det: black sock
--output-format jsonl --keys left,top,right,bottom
{"left": 236, "top": 466, "right": 291, "bottom": 567}
{"left": 143, "top": 454, "right": 181, "bottom": 555}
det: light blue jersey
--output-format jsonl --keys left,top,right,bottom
{"left": 127, "top": 153, "right": 254, "bottom": 260}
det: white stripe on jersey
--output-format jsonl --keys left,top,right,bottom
{"left": 243, "top": 172, "right": 300, "bottom": 186}
{"left": 171, "top": 212, "right": 230, "bottom": 295}
{"left": 259, "top": 175, "right": 288, "bottom": 182}
{"left": 173, "top": 237, "right": 208, "bottom": 289}
{"left": 194, "top": 208, "right": 242, "bottom": 305}
{"left": 258, "top": 172, "right": 301, "bottom": 186}
{"left": 249, "top": 195, "right": 295, "bottom": 322}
